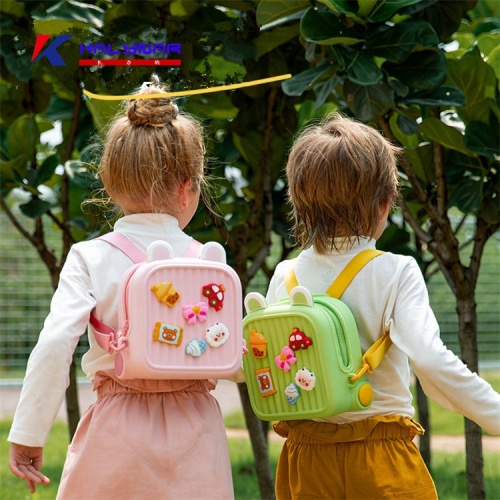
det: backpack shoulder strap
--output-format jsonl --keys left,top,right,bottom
{"left": 326, "top": 249, "right": 383, "bottom": 299}
{"left": 284, "top": 258, "right": 299, "bottom": 295}
{"left": 98, "top": 232, "right": 145, "bottom": 263}
{"left": 284, "top": 249, "right": 392, "bottom": 378}
{"left": 97, "top": 233, "right": 203, "bottom": 262}
{"left": 285, "top": 250, "right": 382, "bottom": 297}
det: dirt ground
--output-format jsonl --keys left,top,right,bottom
{"left": 1, "top": 380, "right": 498, "bottom": 452}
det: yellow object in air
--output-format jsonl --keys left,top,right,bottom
{"left": 83, "top": 74, "right": 292, "bottom": 100}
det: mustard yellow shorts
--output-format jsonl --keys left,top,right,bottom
{"left": 273, "top": 415, "right": 437, "bottom": 500}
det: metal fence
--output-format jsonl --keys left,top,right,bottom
{"left": 1, "top": 211, "right": 498, "bottom": 380}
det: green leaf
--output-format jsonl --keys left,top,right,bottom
{"left": 419, "top": 117, "right": 474, "bottom": 156}
{"left": 65, "top": 160, "right": 97, "bottom": 189}
{"left": 314, "top": 76, "right": 339, "bottom": 109}
{"left": 366, "top": 20, "right": 439, "bottom": 63}
{"left": 7, "top": 115, "right": 37, "bottom": 160}
{"left": 85, "top": 98, "right": 122, "bottom": 132}
{"left": 404, "top": 143, "right": 435, "bottom": 183}
{"left": 300, "top": 7, "right": 361, "bottom": 46}
{"left": 282, "top": 64, "right": 332, "bottom": 96}
{"left": 194, "top": 54, "right": 246, "bottom": 82}
{"left": 485, "top": 44, "right": 500, "bottom": 85}
{"left": 400, "top": 86, "right": 465, "bottom": 107}
{"left": 396, "top": 113, "right": 419, "bottom": 135}
{"left": 0, "top": 0, "right": 26, "bottom": 17}
{"left": 40, "top": 0, "right": 105, "bottom": 28}
{"left": 0, "top": 34, "right": 31, "bottom": 83}
{"left": 448, "top": 176, "right": 483, "bottom": 213}
{"left": 254, "top": 24, "right": 300, "bottom": 58}
{"left": 344, "top": 80, "right": 394, "bottom": 121}
{"left": 445, "top": 150, "right": 485, "bottom": 184}
{"left": 36, "top": 155, "right": 60, "bottom": 185}
{"left": 465, "top": 121, "right": 499, "bottom": 158}
{"left": 19, "top": 197, "right": 52, "bottom": 218}
{"left": 256, "top": 0, "right": 309, "bottom": 26}
{"left": 335, "top": 46, "right": 383, "bottom": 85}
{"left": 33, "top": 18, "right": 87, "bottom": 35}
{"left": 447, "top": 56, "right": 497, "bottom": 123}
{"left": 0, "top": 155, "right": 27, "bottom": 193}
{"left": 477, "top": 33, "right": 500, "bottom": 58}
{"left": 368, "top": 0, "right": 422, "bottom": 23}
{"left": 317, "top": 0, "right": 358, "bottom": 16}
{"left": 384, "top": 50, "right": 447, "bottom": 90}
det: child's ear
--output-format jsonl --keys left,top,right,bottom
{"left": 379, "top": 197, "right": 392, "bottom": 220}
{"left": 177, "top": 179, "right": 193, "bottom": 209}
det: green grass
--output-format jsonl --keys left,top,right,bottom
{"left": 2, "top": 419, "right": 499, "bottom": 500}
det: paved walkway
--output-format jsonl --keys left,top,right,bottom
{"left": 1, "top": 381, "right": 498, "bottom": 452}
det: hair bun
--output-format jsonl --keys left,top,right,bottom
{"left": 127, "top": 76, "right": 178, "bottom": 127}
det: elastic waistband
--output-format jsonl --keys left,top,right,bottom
{"left": 93, "top": 371, "right": 214, "bottom": 398}
{"left": 274, "top": 415, "right": 424, "bottom": 445}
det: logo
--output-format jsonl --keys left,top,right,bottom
{"left": 31, "top": 34, "right": 73, "bottom": 66}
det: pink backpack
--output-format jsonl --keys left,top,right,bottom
{"left": 90, "top": 233, "right": 243, "bottom": 380}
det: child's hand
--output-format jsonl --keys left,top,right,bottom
{"left": 9, "top": 443, "right": 50, "bottom": 494}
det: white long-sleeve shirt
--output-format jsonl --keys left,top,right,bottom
{"left": 8, "top": 214, "right": 199, "bottom": 447}
{"left": 266, "top": 237, "right": 500, "bottom": 435}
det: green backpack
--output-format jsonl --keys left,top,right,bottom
{"left": 242, "top": 250, "right": 392, "bottom": 421}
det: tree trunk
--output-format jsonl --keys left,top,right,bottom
{"left": 456, "top": 294, "right": 485, "bottom": 499}
{"left": 416, "top": 377, "right": 431, "bottom": 470}
{"left": 238, "top": 383, "right": 275, "bottom": 499}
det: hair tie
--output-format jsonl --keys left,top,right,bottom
{"left": 172, "top": 104, "right": 179, "bottom": 118}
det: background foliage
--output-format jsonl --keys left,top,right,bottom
{"left": 1, "top": 1, "right": 499, "bottom": 498}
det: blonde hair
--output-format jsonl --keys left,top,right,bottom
{"left": 286, "top": 113, "right": 401, "bottom": 253}
{"left": 98, "top": 75, "right": 205, "bottom": 214}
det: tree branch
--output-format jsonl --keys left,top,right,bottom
{"left": 431, "top": 109, "right": 448, "bottom": 218}
{"left": 60, "top": 81, "right": 83, "bottom": 259}
{"left": 378, "top": 116, "right": 440, "bottom": 223}
{"left": 0, "top": 194, "right": 35, "bottom": 244}
{"left": 246, "top": 87, "right": 278, "bottom": 280}
{"left": 398, "top": 197, "right": 433, "bottom": 244}
{"left": 469, "top": 218, "right": 499, "bottom": 288}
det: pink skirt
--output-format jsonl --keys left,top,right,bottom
{"left": 57, "top": 372, "right": 234, "bottom": 499}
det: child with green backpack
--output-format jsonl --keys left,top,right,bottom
{"left": 266, "top": 113, "right": 500, "bottom": 499}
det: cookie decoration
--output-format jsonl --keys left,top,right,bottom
{"left": 255, "top": 367, "right": 276, "bottom": 398}
{"left": 153, "top": 322, "right": 183, "bottom": 346}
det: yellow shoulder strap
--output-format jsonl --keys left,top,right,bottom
{"left": 284, "top": 250, "right": 392, "bottom": 379}
{"left": 284, "top": 259, "right": 299, "bottom": 295}
{"left": 326, "top": 249, "right": 383, "bottom": 298}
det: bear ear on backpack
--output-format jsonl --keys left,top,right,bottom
{"left": 289, "top": 286, "right": 314, "bottom": 307}
{"left": 147, "top": 241, "right": 175, "bottom": 262}
{"left": 201, "top": 242, "right": 226, "bottom": 264}
{"left": 244, "top": 292, "right": 267, "bottom": 314}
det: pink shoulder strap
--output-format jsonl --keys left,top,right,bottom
{"left": 90, "top": 233, "right": 203, "bottom": 352}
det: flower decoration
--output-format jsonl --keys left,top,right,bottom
{"left": 274, "top": 346, "right": 298, "bottom": 372}
{"left": 182, "top": 302, "right": 208, "bottom": 325}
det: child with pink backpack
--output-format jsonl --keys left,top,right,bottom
{"left": 8, "top": 75, "right": 241, "bottom": 499}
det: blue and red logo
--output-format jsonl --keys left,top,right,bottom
{"left": 31, "top": 34, "right": 181, "bottom": 67}
{"left": 31, "top": 34, "right": 72, "bottom": 66}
